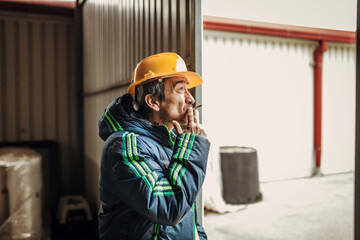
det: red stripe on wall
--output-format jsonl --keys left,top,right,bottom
{"left": 203, "top": 15, "right": 356, "bottom": 43}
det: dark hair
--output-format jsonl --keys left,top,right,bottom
{"left": 136, "top": 79, "right": 166, "bottom": 118}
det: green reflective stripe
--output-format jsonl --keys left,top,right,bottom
{"left": 140, "top": 161, "right": 152, "bottom": 174}
{"left": 129, "top": 134, "right": 156, "bottom": 186}
{"left": 125, "top": 133, "right": 152, "bottom": 189}
{"left": 164, "top": 125, "right": 175, "bottom": 146}
{"left": 103, "top": 117, "right": 113, "bottom": 132}
{"left": 172, "top": 163, "right": 183, "bottom": 185}
{"left": 153, "top": 191, "right": 175, "bottom": 196}
{"left": 154, "top": 172, "right": 158, "bottom": 180}
{"left": 154, "top": 185, "right": 172, "bottom": 191}
{"left": 132, "top": 134, "right": 140, "bottom": 160}
{"left": 127, "top": 134, "right": 146, "bottom": 175}
{"left": 193, "top": 204, "right": 196, "bottom": 240}
{"left": 170, "top": 162, "right": 178, "bottom": 179}
{"left": 131, "top": 135, "right": 156, "bottom": 186}
{"left": 174, "top": 134, "right": 186, "bottom": 158}
{"left": 184, "top": 133, "right": 196, "bottom": 164}
{"left": 145, "top": 169, "right": 155, "bottom": 187}
{"left": 156, "top": 181, "right": 170, "bottom": 185}
{"left": 122, "top": 133, "right": 141, "bottom": 178}
{"left": 127, "top": 134, "right": 152, "bottom": 189}
{"left": 153, "top": 224, "right": 160, "bottom": 240}
{"left": 179, "top": 133, "right": 192, "bottom": 160}
{"left": 105, "top": 114, "right": 117, "bottom": 131}
{"left": 178, "top": 167, "right": 187, "bottom": 185}
{"left": 107, "top": 110, "right": 123, "bottom": 131}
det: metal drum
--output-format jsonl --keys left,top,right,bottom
{"left": 220, "top": 146, "right": 262, "bottom": 204}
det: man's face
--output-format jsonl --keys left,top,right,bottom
{"left": 158, "top": 76, "right": 195, "bottom": 126}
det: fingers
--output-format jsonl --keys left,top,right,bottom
{"left": 172, "top": 120, "right": 183, "bottom": 134}
{"left": 187, "top": 107, "right": 194, "bottom": 128}
{"left": 186, "top": 107, "right": 200, "bottom": 134}
{"left": 194, "top": 109, "right": 199, "bottom": 125}
{"left": 173, "top": 107, "right": 200, "bottom": 135}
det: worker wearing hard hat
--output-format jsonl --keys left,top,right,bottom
{"left": 98, "top": 52, "right": 210, "bottom": 240}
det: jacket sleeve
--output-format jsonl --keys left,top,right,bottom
{"left": 103, "top": 131, "right": 210, "bottom": 226}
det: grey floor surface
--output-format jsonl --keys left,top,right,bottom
{"left": 204, "top": 172, "right": 354, "bottom": 240}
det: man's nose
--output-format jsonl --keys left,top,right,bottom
{"left": 185, "top": 90, "right": 195, "bottom": 105}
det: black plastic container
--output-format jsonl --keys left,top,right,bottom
{"left": 220, "top": 146, "right": 262, "bottom": 204}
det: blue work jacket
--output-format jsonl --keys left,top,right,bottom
{"left": 98, "top": 94, "right": 210, "bottom": 240}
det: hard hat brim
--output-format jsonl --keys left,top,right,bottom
{"left": 128, "top": 71, "right": 203, "bottom": 96}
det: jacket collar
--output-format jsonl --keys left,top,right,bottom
{"left": 99, "top": 94, "right": 175, "bottom": 147}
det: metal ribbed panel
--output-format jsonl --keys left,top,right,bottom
{"left": 83, "top": 0, "right": 196, "bottom": 96}
{"left": 0, "top": 12, "right": 78, "bottom": 195}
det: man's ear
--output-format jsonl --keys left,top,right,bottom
{"left": 144, "top": 94, "right": 160, "bottom": 111}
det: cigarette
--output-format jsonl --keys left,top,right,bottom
{"left": 193, "top": 104, "right": 202, "bottom": 110}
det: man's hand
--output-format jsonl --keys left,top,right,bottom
{"left": 172, "top": 107, "right": 201, "bottom": 135}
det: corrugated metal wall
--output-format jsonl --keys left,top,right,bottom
{"left": 82, "top": 0, "right": 201, "bottom": 216}
{"left": 0, "top": 11, "right": 80, "bottom": 195}
{"left": 202, "top": 29, "right": 356, "bottom": 181}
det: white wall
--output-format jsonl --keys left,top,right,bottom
{"left": 202, "top": 1, "right": 356, "bottom": 182}
{"left": 202, "top": 30, "right": 356, "bottom": 181}
{"left": 322, "top": 43, "right": 356, "bottom": 174}
{"left": 203, "top": 0, "right": 356, "bottom": 31}
{"left": 202, "top": 30, "right": 317, "bottom": 181}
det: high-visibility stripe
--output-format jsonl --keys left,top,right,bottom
{"left": 170, "top": 162, "right": 178, "bottom": 179}
{"left": 103, "top": 117, "right": 113, "bottom": 132}
{"left": 131, "top": 133, "right": 152, "bottom": 176}
{"left": 128, "top": 133, "right": 156, "bottom": 187}
{"left": 152, "top": 184, "right": 181, "bottom": 196}
{"left": 132, "top": 134, "right": 140, "bottom": 160}
{"left": 178, "top": 168, "right": 187, "bottom": 184}
{"left": 156, "top": 181, "right": 170, "bottom": 185}
{"left": 122, "top": 133, "right": 141, "bottom": 178}
{"left": 184, "top": 133, "right": 196, "bottom": 164}
{"left": 127, "top": 134, "right": 147, "bottom": 177}
{"left": 123, "top": 132, "right": 152, "bottom": 189}
{"left": 153, "top": 191, "right": 175, "bottom": 196}
{"left": 128, "top": 133, "right": 154, "bottom": 189}
{"left": 179, "top": 133, "right": 191, "bottom": 161}
{"left": 172, "top": 163, "right": 183, "bottom": 185}
{"left": 164, "top": 125, "right": 175, "bottom": 146}
{"left": 105, "top": 114, "right": 117, "bottom": 132}
{"left": 154, "top": 185, "right": 172, "bottom": 191}
{"left": 107, "top": 110, "right": 123, "bottom": 131}
{"left": 174, "top": 134, "right": 186, "bottom": 158}
{"left": 153, "top": 224, "right": 160, "bottom": 240}
{"left": 131, "top": 134, "right": 157, "bottom": 185}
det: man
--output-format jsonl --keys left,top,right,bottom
{"left": 98, "top": 52, "right": 210, "bottom": 239}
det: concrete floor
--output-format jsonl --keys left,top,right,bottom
{"left": 204, "top": 172, "right": 354, "bottom": 240}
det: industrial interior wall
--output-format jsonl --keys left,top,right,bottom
{"left": 202, "top": 29, "right": 355, "bottom": 181}
{"left": 322, "top": 42, "right": 356, "bottom": 174}
{"left": 82, "top": 0, "right": 200, "bottom": 215}
{"left": 0, "top": 12, "right": 80, "bottom": 195}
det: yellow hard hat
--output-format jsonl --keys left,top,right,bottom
{"left": 128, "top": 52, "right": 203, "bottom": 96}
